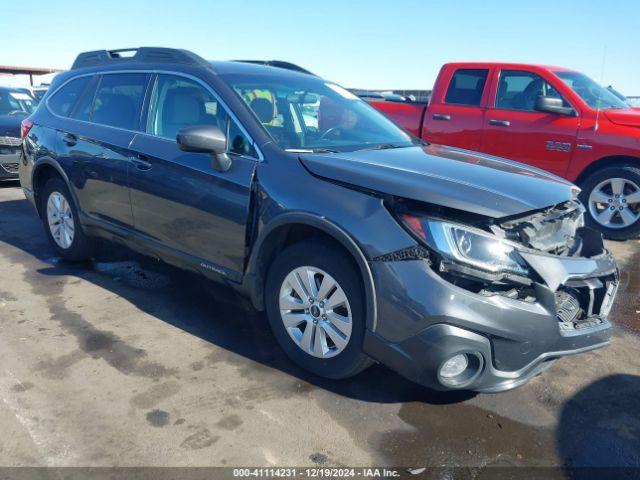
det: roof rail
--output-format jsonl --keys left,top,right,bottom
{"left": 71, "top": 47, "right": 211, "bottom": 70}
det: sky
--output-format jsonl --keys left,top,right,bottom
{"left": 2, "top": 0, "right": 639, "bottom": 94}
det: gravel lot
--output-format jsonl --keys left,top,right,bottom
{"left": 0, "top": 181, "right": 639, "bottom": 475}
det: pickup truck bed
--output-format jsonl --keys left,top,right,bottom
{"left": 367, "top": 100, "right": 427, "bottom": 138}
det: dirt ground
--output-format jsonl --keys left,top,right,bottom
{"left": 0, "top": 181, "right": 638, "bottom": 476}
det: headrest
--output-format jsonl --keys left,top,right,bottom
{"left": 250, "top": 97, "right": 275, "bottom": 124}
{"left": 164, "top": 87, "right": 203, "bottom": 125}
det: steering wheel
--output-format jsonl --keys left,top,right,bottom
{"left": 319, "top": 126, "right": 343, "bottom": 140}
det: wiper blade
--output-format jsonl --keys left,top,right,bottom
{"left": 286, "top": 148, "right": 340, "bottom": 154}
{"left": 360, "top": 143, "right": 410, "bottom": 151}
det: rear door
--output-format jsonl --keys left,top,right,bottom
{"left": 481, "top": 69, "right": 579, "bottom": 177}
{"left": 424, "top": 67, "right": 491, "bottom": 151}
{"left": 62, "top": 72, "right": 150, "bottom": 228}
{"left": 128, "top": 73, "right": 259, "bottom": 280}
{"left": 46, "top": 75, "right": 107, "bottom": 217}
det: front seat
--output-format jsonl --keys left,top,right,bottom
{"left": 250, "top": 97, "right": 276, "bottom": 124}
{"left": 160, "top": 88, "right": 206, "bottom": 139}
{"left": 250, "top": 97, "right": 290, "bottom": 146}
{"left": 520, "top": 78, "right": 544, "bottom": 111}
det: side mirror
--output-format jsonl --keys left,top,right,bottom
{"left": 176, "top": 125, "right": 232, "bottom": 172}
{"left": 534, "top": 96, "right": 576, "bottom": 117}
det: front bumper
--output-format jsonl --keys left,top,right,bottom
{"left": 0, "top": 137, "right": 22, "bottom": 180}
{"left": 364, "top": 245, "right": 617, "bottom": 392}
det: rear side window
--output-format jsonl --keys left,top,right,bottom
{"left": 70, "top": 76, "right": 99, "bottom": 121}
{"left": 445, "top": 69, "right": 489, "bottom": 106}
{"left": 48, "top": 76, "right": 91, "bottom": 116}
{"left": 92, "top": 73, "right": 148, "bottom": 130}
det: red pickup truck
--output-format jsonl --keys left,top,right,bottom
{"left": 369, "top": 63, "right": 640, "bottom": 240}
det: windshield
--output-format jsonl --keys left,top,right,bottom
{"left": 555, "top": 71, "right": 628, "bottom": 110}
{"left": 0, "top": 90, "right": 37, "bottom": 116}
{"left": 223, "top": 73, "right": 415, "bottom": 152}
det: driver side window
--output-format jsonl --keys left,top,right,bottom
{"left": 147, "top": 74, "right": 256, "bottom": 157}
{"left": 496, "top": 70, "right": 567, "bottom": 112}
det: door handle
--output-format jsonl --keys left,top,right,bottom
{"left": 62, "top": 133, "right": 77, "bottom": 146}
{"left": 489, "top": 119, "right": 511, "bottom": 127}
{"left": 432, "top": 114, "right": 451, "bottom": 121}
{"left": 132, "top": 155, "right": 152, "bottom": 171}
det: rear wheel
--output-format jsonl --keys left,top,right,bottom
{"left": 265, "top": 241, "right": 373, "bottom": 379}
{"left": 40, "top": 177, "right": 96, "bottom": 261}
{"left": 580, "top": 165, "right": 640, "bottom": 240}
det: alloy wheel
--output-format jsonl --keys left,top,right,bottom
{"left": 278, "top": 266, "right": 352, "bottom": 359}
{"left": 588, "top": 177, "right": 640, "bottom": 229}
{"left": 47, "top": 191, "right": 75, "bottom": 249}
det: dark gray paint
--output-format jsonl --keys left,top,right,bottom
{"left": 18, "top": 55, "right": 619, "bottom": 392}
{"left": 300, "top": 143, "right": 577, "bottom": 218}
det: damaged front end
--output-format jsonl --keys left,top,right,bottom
{"left": 360, "top": 197, "right": 618, "bottom": 392}
{"left": 494, "top": 200, "right": 618, "bottom": 333}
{"left": 388, "top": 197, "right": 618, "bottom": 340}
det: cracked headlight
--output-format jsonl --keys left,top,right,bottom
{"left": 399, "top": 213, "right": 530, "bottom": 280}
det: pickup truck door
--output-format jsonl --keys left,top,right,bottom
{"left": 480, "top": 69, "right": 579, "bottom": 177}
{"left": 423, "top": 68, "right": 492, "bottom": 151}
{"left": 127, "top": 73, "right": 259, "bottom": 281}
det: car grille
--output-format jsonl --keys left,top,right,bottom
{"left": 1, "top": 162, "right": 19, "bottom": 173}
{"left": 555, "top": 274, "right": 618, "bottom": 332}
{"left": 0, "top": 136, "right": 21, "bottom": 147}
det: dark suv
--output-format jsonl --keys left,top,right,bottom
{"left": 1, "top": 86, "right": 37, "bottom": 180}
{"left": 19, "top": 48, "right": 619, "bottom": 392}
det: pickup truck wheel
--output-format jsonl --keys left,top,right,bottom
{"left": 580, "top": 165, "right": 640, "bottom": 240}
{"left": 40, "top": 177, "right": 96, "bottom": 261}
{"left": 265, "top": 241, "right": 373, "bottom": 380}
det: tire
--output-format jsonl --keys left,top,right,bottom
{"left": 265, "top": 241, "right": 373, "bottom": 379}
{"left": 579, "top": 165, "right": 640, "bottom": 241}
{"left": 39, "top": 177, "right": 96, "bottom": 261}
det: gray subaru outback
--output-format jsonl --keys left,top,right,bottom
{"left": 19, "top": 48, "right": 618, "bottom": 392}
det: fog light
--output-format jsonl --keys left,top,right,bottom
{"left": 439, "top": 354, "right": 469, "bottom": 378}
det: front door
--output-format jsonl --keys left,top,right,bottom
{"left": 481, "top": 69, "right": 580, "bottom": 177}
{"left": 128, "top": 74, "right": 259, "bottom": 280}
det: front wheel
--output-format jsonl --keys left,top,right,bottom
{"left": 265, "top": 241, "right": 373, "bottom": 379}
{"left": 580, "top": 165, "right": 640, "bottom": 240}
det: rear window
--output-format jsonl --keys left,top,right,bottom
{"left": 445, "top": 69, "right": 489, "bottom": 106}
{"left": 91, "top": 73, "right": 148, "bottom": 130}
{"left": 48, "top": 77, "right": 91, "bottom": 116}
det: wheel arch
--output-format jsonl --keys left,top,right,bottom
{"left": 31, "top": 159, "right": 75, "bottom": 217}
{"left": 244, "top": 212, "right": 378, "bottom": 332}
{"left": 575, "top": 155, "right": 640, "bottom": 186}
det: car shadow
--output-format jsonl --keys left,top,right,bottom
{"left": 0, "top": 180, "right": 20, "bottom": 188}
{"left": 0, "top": 197, "right": 473, "bottom": 406}
{"left": 557, "top": 373, "right": 640, "bottom": 478}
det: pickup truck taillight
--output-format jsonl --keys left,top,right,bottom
{"left": 20, "top": 119, "right": 34, "bottom": 139}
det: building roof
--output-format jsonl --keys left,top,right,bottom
{"left": 0, "top": 66, "right": 63, "bottom": 76}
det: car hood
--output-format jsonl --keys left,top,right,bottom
{"left": 604, "top": 109, "right": 640, "bottom": 128}
{"left": 0, "top": 114, "right": 26, "bottom": 137}
{"left": 299, "top": 144, "right": 577, "bottom": 218}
